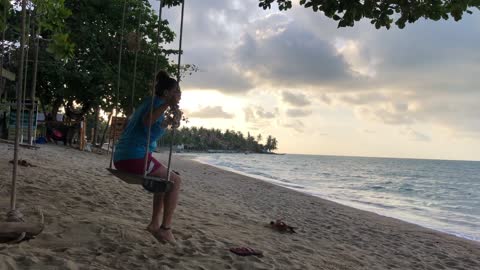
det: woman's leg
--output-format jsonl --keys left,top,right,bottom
{"left": 160, "top": 171, "right": 181, "bottom": 228}
{"left": 147, "top": 192, "right": 164, "bottom": 232}
{"left": 148, "top": 162, "right": 182, "bottom": 243}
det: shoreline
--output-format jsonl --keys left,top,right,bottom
{"left": 156, "top": 147, "right": 285, "bottom": 155}
{"left": 187, "top": 153, "right": 479, "bottom": 243}
{"left": 1, "top": 144, "right": 479, "bottom": 269}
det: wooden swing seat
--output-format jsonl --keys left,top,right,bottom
{"left": 0, "top": 222, "right": 44, "bottom": 243}
{"left": 106, "top": 168, "right": 170, "bottom": 185}
{"left": 0, "top": 222, "right": 44, "bottom": 235}
{"left": 0, "top": 208, "right": 45, "bottom": 243}
{"left": 0, "top": 139, "right": 39, "bottom": 150}
{"left": 107, "top": 168, "right": 173, "bottom": 193}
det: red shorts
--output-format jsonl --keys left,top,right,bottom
{"left": 114, "top": 154, "right": 162, "bottom": 175}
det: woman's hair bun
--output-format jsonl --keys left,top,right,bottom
{"left": 156, "top": 70, "right": 171, "bottom": 82}
{"left": 155, "top": 70, "right": 178, "bottom": 97}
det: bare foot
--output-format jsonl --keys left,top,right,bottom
{"left": 152, "top": 227, "right": 176, "bottom": 244}
{"left": 146, "top": 224, "right": 159, "bottom": 234}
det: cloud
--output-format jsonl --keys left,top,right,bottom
{"left": 282, "top": 91, "right": 311, "bottom": 106}
{"left": 354, "top": 102, "right": 414, "bottom": 125}
{"left": 319, "top": 94, "right": 332, "bottom": 105}
{"left": 180, "top": 47, "right": 254, "bottom": 93}
{"left": 188, "top": 106, "right": 234, "bottom": 119}
{"left": 154, "top": 0, "right": 260, "bottom": 94}
{"left": 349, "top": 91, "right": 480, "bottom": 138}
{"left": 401, "top": 127, "right": 431, "bottom": 142}
{"left": 244, "top": 105, "right": 279, "bottom": 130}
{"left": 256, "top": 108, "right": 277, "bottom": 119}
{"left": 244, "top": 105, "right": 278, "bottom": 122}
{"left": 234, "top": 23, "right": 358, "bottom": 88}
{"left": 154, "top": 0, "right": 480, "bottom": 140}
{"left": 286, "top": 109, "right": 312, "bottom": 118}
{"left": 283, "top": 120, "right": 305, "bottom": 133}
{"left": 338, "top": 92, "right": 391, "bottom": 105}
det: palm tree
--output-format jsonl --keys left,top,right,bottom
{"left": 256, "top": 134, "right": 262, "bottom": 144}
{"left": 271, "top": 137, "right": 278, "bottom": 152}
{"left": 265, "top": 135, "right": 273, "bottom": 152}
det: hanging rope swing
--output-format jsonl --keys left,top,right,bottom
{"left": 107, "top": 0, "right": 186, "bottom": 193}
{"left": 0, "top": 0, "right": 44, "bottom": 244}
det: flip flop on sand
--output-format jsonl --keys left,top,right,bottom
{"left": 229, "top": 247, "right": 263, "bottom": 257}
{"left": 269, "top": 219, "right": 296, "bottom": 233}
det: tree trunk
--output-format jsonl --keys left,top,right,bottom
{"left": 50, "top": 96, "right": 63, "bottom": 121}
{"left": 0, "top": 4, "right": 6, "bottom": 99}
{"left": 0, "top": 78, "right": 5, "bottom": 100}
{"left": 92, "top": 105, "right": 99, "bottom": 146}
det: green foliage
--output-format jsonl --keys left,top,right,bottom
{"left": 265, "top": 135, "right": 278, "bottom": 152}
{"left": 24, "top": 0, "right": 184, "bottom": 118}
{"left": 29, "top": 0, "right": 74, "bottom": 60}
{"left": 162, "top": 0, "right": 184, "bottom": 8}
{"left": 0, "top": 0, "right": 10, "bottom": 32}
{"left": 0, "top": 0, "right": 187, "bottom": 119}
{"left": 32, "top": 0, "right": 72, "bottom": 32}
{"left": 159, "top": 127, "right": 279, "bottom": 153}
{"left": 46, "top": 33, "right": 75, "bottom": 60}
{"left": 258, "top": 0, "right": 480, "bottom": 29}
{"left": 59, "top": 0, "right": 178, "bottom": 112}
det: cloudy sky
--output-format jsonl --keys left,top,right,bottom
{"left": 149, "top": 0, "right": 480, "bottom": 161}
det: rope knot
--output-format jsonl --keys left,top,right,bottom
{"left": 6, "top": 209, "right": 24, "bottom": 222}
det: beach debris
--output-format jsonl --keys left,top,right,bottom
{"left": 229, "top": 247, "right": 263, "bottom": 257}
{"left": 269, "top": 219, "right": 296, "bottom": 233}
{"left": 9, "top": 159, "right": 36, "bottom": 167}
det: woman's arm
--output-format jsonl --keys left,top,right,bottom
{"left": 143, "top": 103, "right": 170, "bottom": 127}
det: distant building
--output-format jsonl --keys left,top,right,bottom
{"left": 37, "top": 113, "right": 64, "bottom": 123}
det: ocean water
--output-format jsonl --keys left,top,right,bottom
{"left": 190, "top": 153, "right": 480, "bottom": 242}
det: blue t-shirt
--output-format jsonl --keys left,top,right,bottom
{"left": 113, "top": 96, "right": 166, "bottom": 162}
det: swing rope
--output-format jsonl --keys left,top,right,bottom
{"left": 108, "top": 0, "right": 128, "bottom": 169}
{"left": 144, "top": 0, "right": 185, "bottom": 180}
{"left": 165, "top": 0, "right": 185, "bottom": 182}
{"left": 10, "top": 0, "right": 28, "bottom": 214}
{"left": 130, "top": 7, "right": 143, "bottom": 113}
{"left": 143, "top": 0, "right": 164, "bottom": 177}
{"left": 106, "top": 0, "right": 186, "bottom": 191}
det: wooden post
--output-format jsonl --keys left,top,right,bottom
{"left": 83, "top": 120, "right": 86, "bottom": 150}
{"left": 79, "top": 120, "right": 86, "bottom": 151}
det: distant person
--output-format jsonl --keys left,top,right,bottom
{"left": 45, "top": 113, "right": 53, "bottom": 122}
{"left": 113, "top": 70, "right": 182, "bottom": 244}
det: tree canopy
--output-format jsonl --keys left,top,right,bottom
{"left": 160, "top": 126, "right": 278, "bottom": 153}
{"left": 1, "top": 0, "right": 182, "bottom": 119}
{"left": 258, "top": 0, "right": 480, "bottom": 29}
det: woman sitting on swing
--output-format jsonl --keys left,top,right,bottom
{"left": 113, "top": 70, "right": 182, "bottom": 244}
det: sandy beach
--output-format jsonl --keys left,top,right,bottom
{"left": 0, "top": 143, "right": 479, "bottom": 270}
